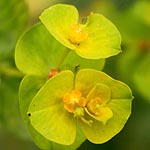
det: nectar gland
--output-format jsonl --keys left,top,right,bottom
{"left": 69, "top": 24, "right": 88, "bottom": 44}
{"left": 63, "top": 90, "right": 86, "bottom": 113}
{"left": 48, "top": 69, "right": 60, "bottom": 78}
{"left": 63, "top": 90, "right": 93, "bottom": 126}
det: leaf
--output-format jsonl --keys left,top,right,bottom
{"left": 40, "top": 4, "right": 78, "bottom": 49}
{"left": 15, "top": 23, "right": 68, "bottom": 76}
{"left": 15, "top": 23, "right": 105, "bottom": 77}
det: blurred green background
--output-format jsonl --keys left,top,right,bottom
{"left": 0, "top": 0, "right": 150, "bottom": 150}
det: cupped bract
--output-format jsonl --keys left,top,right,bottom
{"left": 15, "top": 23, "right": 105, "bottom": 77}
{"left": 40, "top": 4, "right": 122, "bottom": 59}
{"left": 28, "top": 69, "right": 133, "bottom": 145}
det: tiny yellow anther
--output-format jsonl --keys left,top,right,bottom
{"left": 63, "top": 90, "right": 87, "bottom": 113}
{"left": 69, "top": 24, "right": 88, "bottom": 44}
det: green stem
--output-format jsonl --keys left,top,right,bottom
{"left": 56, "top": 48, "right": 71, "bottom": 69}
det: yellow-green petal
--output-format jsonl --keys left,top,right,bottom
{"left": 87, "top": 83, "right": 111, "bottom": 103}
{"left": 79, "top": 99, "right": 132, "bottom": 144}
{"left": 39, "top": 4, "right": 122, "bottom": 59}
{"left": 40, "top": 4, "right": 78, "bottom": 49}
{"left": 76, "top": 13, "right": 122, "bottom": 59}
{"left": 75, "top": 69, "right": 133, "bottom": 99}
{"left": 85, "top": 107, "right": 113, "bottom": 125}
{"left": 19, "top": 75, "right": 85, "bottom": 149}
{"left": 85, "top": 83, "right": 112, "bottom": 124}
{"left": 28, "top": 71, "right": 76, "bottom": 145}
{"left": 19, "top": 75, "right": 52, "bottom": 149}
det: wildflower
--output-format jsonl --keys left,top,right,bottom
{"left": 28, "top": 69, "right": 133, "bottom": 145}
{"left": 39, "top": 4, "right": 122, "bottom": 59}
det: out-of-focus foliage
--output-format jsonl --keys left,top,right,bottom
{"left": 0, "top": 0, "right": 29, "bottom": 138}
{"left": 0, "top": 0, "right": 28, "bottom": 56}
{"left": 114, "top": 1, "right": 150, "bottom": 103}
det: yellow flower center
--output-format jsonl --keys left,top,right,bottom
{"left": 87, "top": 97, "right": 105, "bottom": 116}
{"left": 69, "top": 24, "right": 88, "bottom": 44}
{"left": 63, "top": 90, "right": 87, "bottom": 113}
{"left": 63, "top": 90, "right": 93, "bottom": 126}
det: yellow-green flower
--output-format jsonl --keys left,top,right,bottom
{"left": 28, "top": 69, "right": 133, "bottom": 145}
{"left": 39, "top": 4, "right": 122, "bottom": 59}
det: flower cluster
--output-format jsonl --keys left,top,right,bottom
{"left": 15, "top": 4, "right": 133, "bottom": 150}
{"left": 28, "top": 69, "right": 133, "bottom": 145}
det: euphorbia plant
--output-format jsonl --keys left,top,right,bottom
{"left": 40, "top": 4, "right": 122, "bottom": 59}
{"left": 28, "top": 69, "right": 132, "bottom": 145}
{"left": 15, "top": 4, "right": 133, "bottom": 150}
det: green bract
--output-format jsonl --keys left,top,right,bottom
{"left": 19, "top": 75, "right": 86, "bottom": 150}
{"left": 15, "top": 22, "right": 104, "bottom": 149}
{"left": 27, "top": 69, "right": 133, "bottom": 145}
{"left": 15, "top": 23, "right": 105, "bottom": 77}
{"left": 14, "top": 3, "right": 133, "bottom": 150}
{"left": 40, "top": 4, "right": 122, "bottom": 59}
